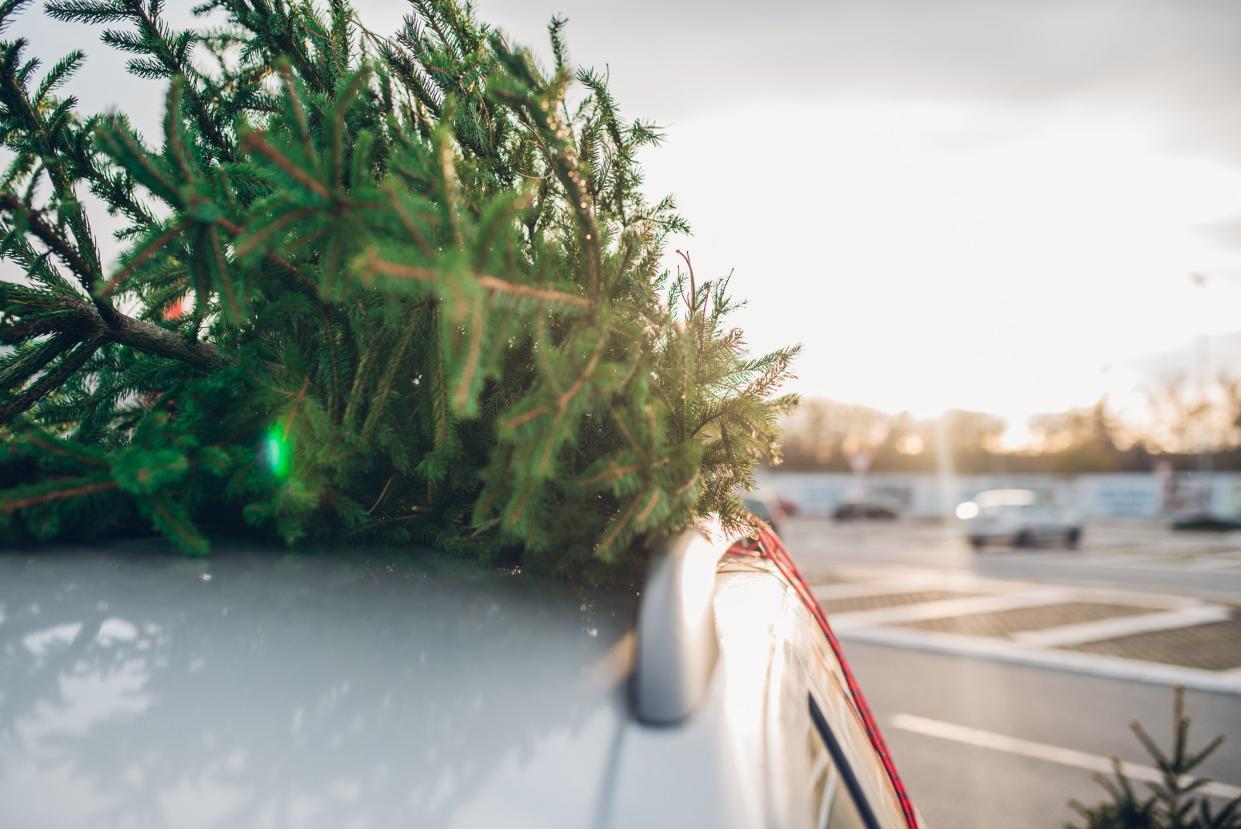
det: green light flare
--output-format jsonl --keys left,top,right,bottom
{"left": 264, "top": 425, "right": 291, "bottom": 479}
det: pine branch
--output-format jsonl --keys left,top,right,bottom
{"left": 97, "top": 219, "right": 185, "bottom": 298}
{"left": 1, "top": 477, "right": 118, "bottom": 513}
{"left": 0, "top": 336, "right": 100, "bottom": 419}
{"left": 106, "top": 306, "right": 224, "bottom": 369}
{"left": 0, "top": 193, "right": 116, "bottom": 323}
{"left": 1, "top": 0, "right": 797, "bottom": 575}
{"left": 242, "top": 131, "right": 330, "bottom": 198}
{"left": 360, "top": 255, "right": 591, "bottom": 308}
{"left": 1069, "top": 687, "right": 1241, "bottom": 829}
{"left": 361, "top": 316, "right": 416, "bottom": 440}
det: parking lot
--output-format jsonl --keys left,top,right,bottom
{"left": 785, "top": 517, "right": 1241, "bottom": 828}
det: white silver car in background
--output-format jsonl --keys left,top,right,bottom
{"left": 957, "top": 488, "right": 1082, "bottom": 550}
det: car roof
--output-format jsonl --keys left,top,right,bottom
{"left": 0, "top": 543, "right": 638, "bottom": 829}
{"left": 843, "top": 489, "right": 897, "bottom": 502}
{"left": 0, "top": 534, "right": 912, "bottom": 829}
{"left": 975, "top": 488, "right": 1038, "bottom": 507}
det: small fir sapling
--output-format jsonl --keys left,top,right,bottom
{"left": 1067, "top": 686, "right": 1240, "bottom": 829}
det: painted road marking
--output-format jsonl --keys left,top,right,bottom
{"left": 1013, "top": 605, "right": 1235, "bottom": 648}
{"left": 1184, "top": 558, "right": 1241, "bottom": 571}
{"left": 890, "top": 713, "right": 1241, "bottom": 800}
{"left": 840, "top": 625, "right": 1241, "bottom": 695}
{"left": 815, "top": 567, "right": 1206, "bottom": 610}
{"left": 813, "top": 578, "right": 945, "bottom": 601}
{"left": 827, "top": 588, "right": 1075, "bottom": 631}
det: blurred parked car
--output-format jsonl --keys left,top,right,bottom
{"left": 742, "top": 493, "right": 787, "bottom": 535}
{"left": 0, "top": 526, "right": 915, "bottom": 828}
{"left": 957, "top": 488, "right": 1082, "bottom": 550}
{"left": 777, "top": 497, "right": 800, "bottom": 517}
{"left": 833, "top": 491, "right": 902, "bottom": 522}
{"left": 1170, "top": 513, "right": 1241, "bottom": 532}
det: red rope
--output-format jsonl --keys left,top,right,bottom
{"left": 728, "top": 526, "right": 919, "bottom": 829}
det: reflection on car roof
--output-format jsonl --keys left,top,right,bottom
{"left": 0, "top": 544, "right": 637, "bottom": 828}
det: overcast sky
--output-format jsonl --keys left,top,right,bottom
{"left": 19, "top": 1, "right": 1241, "bottom": 435}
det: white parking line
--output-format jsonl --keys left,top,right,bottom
{"left": 813, "top": 578, "right": 943, "bottom": 601}
{"left": 813, "top": 568, "right": 1206, "bottom": 610}
{"left": 840, "top": 625, "right": 1241, "bottom": 694}
{"left": 890, "top": 713, "right": 1241, "bottom": 800}
{"left": 826, "top": 588, "right": 1075, "bottom": 631}
{"left": 1013, "top": 606, "right": 1235, "bottom": 648}
{"left": 993, "top": 553, "right": 1241, "bottom": 576}
{"left": 1184, "top": 558, "right": 1241, "bottom": 571}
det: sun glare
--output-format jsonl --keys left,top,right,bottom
{"left": 644, "top": 96, "right": 1241, "bottom": 422}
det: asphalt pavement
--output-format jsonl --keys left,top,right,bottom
{"left": 783, "top": 516, "right": 1241, "bottom": 827}
{"left": 785, "top": 517, "right": 1241, "bottom": 603}
{"left": 847, "top": 642, "right": 1241, "bottom": 829}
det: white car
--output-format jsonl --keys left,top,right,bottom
{"left": 0, "top": 525, "right": 916, "bottom": 828}
{"left": 957, "top": 488, "right": 1082, "bottom": 550}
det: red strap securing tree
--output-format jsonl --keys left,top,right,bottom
{"left": 728, "top": 527, "right": 920, "bottom": 829}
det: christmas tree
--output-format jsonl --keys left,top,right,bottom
{"left": 0, "top": 0, "right": 797, "bottom": 579}
{"left": 1067, "top": 686, "right": 1240, "bottom": 829}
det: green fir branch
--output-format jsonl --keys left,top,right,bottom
{"left": 0, "top": 0, "right": 797, "bottom": 579}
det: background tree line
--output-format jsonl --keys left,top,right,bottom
{"left": 778, "top": 374, "right": 1241, "bottom": 475}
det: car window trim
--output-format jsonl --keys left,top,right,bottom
{"left": 808, "top": 692, "right": 883, "bottom": 829}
